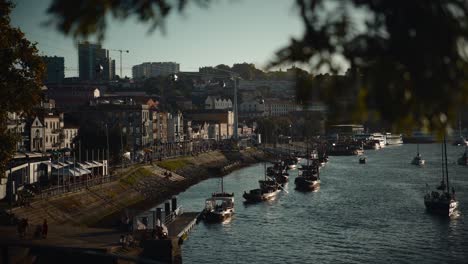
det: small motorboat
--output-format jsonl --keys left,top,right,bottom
{"left": 203, "top": 176, "right": 234, "bottom": 222}
{"left": 359, "top": 157, "right": 367, "bottom": 164}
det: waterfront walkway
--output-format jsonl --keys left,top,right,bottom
{"left": 0, "top": 225, "right": 122, "bottom": 258}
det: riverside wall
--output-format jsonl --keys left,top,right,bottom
{"left": 5, "top": 149, "right": 266, "bottom": 228}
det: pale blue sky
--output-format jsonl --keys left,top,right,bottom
{"left": 11, "top": 0, "right": 305, "bottom": 78}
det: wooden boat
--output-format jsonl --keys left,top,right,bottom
{"left": 203, "top": 177, "right": 234, "bottom": 222}
{"left": 243, "top": 164, "right": 281, "bottom": 203}
{"left": 273, "top": 171, "right": 289, "bottom": 184}
{"left": 295, "top": 157, "right": 320, "bottom": 191}
{"left": 424, "top": 138, "right": 458, "bottom": 217}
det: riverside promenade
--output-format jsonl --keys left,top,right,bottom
{"left": 0, "top": 211, "right": 201, "bottom": 263}
{"left": 0, "top": 225, "right": 128, "bottom": 263}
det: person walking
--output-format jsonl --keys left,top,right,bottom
{"left": 42, "top": 219, "right": 48, "bottom": 239}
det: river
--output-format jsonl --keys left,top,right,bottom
{"left": 176, "top": 144, "right": 467, "bottom": 264}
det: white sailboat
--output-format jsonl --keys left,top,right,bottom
{"left": 411, "top": 144, "right": 425, "bottom": 166}
{"left": 424, "top": 138, "right": 458, "bottom": 217}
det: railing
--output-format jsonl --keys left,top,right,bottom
{"left": 163, "top": 206, "right": 183, "bottom": 225}
{"left": 38, "top": 175, "right": 115, "bottom": 200}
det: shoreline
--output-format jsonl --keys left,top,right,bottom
{"left": 95, "top": 148, "right": 267, "bottom": 227}
{"left": 4, "top": 149, "right": 267, "bottom": 229}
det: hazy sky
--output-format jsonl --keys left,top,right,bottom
{"left": 10, "top": 0, "right": 304, "bottom": 78}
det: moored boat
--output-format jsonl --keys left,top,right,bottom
{"left": 385, "top": 133, "right": 403, "bottom": 145}
{"left": 424, "top": 138, "right": 458, "bottom": 217}
{"left": 243, "top": 180, "right": 281, "bottom": 202}
{"left": 243, "top": 163, "right": 281, "bottom": 203}
{"left": 295, "top": 157, "right": 320, "bottom": 191}
{"left": 359, "top": 156, "right": 367, "bottom": 164}
{"left": 203, "top": 176, "right": 234, "bottom": 222}
{"left": 452, "top": 136, "right": 468, "bottom": 146}
{"left": 411, "top": 144, "right": 425, "bottom": 166}
{"left": 273, "top": 171, "right": 289, "bottom": 184}
{"left": 203, "top": 193, "right": 235, "bottom": 222}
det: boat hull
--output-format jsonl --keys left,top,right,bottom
{"left": 424, "top": 199, "right": 458, "bottom": 217}
{"left": 294, "top": 177, "right": 320, "bottom": 191}
{"left": 411, "top": 157, "right": 425, "bottom": 166}
{"left": 243, "top": 189, "right": 281, "bottom": 203}
{"left": 203, "top": 209, "right": 234, "bottom": 222}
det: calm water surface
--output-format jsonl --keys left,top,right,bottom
{"left": 177, "top": 144, "right": 467, "bottom": 264}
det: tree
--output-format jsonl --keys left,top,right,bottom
{"left": 46, "top": 0, "right": 468, "bottom": 134}
{"left": 1, "top": 0, "right": 45, "bottom": 177}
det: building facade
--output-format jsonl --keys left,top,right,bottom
{"left": 78, "top": 42, "right": 114, "bottom": 81}
{"left": 82, "top": 99, "right": 153, "bottom": 151}
{"left": 132, "top": 62, "right": 180, "bottom": 79}
{"left": 167, "top": 112, "right": 184, "bottom": 143}
{"left": 29, "top": 113, "right": 64, "bottom": 152}
{"left": 185, "top": 110, "right": 234, "bottom": 140}
{"left": 152, "top": 111, "right": 169, "bottom": 143}
{"left": 42, "top": 56, "right": 65, "bottom": 83}
{"left": 204, "top": 96, "right": 232, "bottom": 110}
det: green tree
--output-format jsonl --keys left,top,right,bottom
{"left": 1, "top": 0, "right": 45, "bottom": 177}
{"left": 46, "top": 0, "right": 468, "bottom": 134}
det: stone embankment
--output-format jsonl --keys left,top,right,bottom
{"left": 7, "top": 149, "right": 266, "bottom": 228}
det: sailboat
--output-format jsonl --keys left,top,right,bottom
{"left": 243, "top": 163, "right": 281, "bottom": 203}
{"left": 411, "top": 144, "right": 425, "bottom": 166}
{"left": 457, "top": 145, "right": 468, "bottom": 166}
{"left": 203, "top": 176, "right": 234, "bottom": 222}
{"left": 424, "top": 138, "right": 458, "bottom": 217}
{"left": 452, "top": 117, "right": 467, "bottom": 146}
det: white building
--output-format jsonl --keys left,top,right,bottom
{"left": 264, "top": 99, "right": 300, "bottom": 117}
{"left": 167, "top": 112, "right": 184, "bottom": 143}
{"left": 204, "top": 96, "right": 233, "bottom": 110}
{"left": 240, "top": 98, "right": 300, "bottom": 117}
{"left": 30, "top": 113, "right": 64, "bottom": 152}
{"left": 63, "top": 126, "right": 79, "bottom": 149}
{"left": 239, "top": 99, "right": 266, "bottom": 118}
{"left": 132, "top": 62, "right": 180, "bottom": 79}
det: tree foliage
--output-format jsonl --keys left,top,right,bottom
{"left": 1, "top": 0, "right": 45, "bottom": 176}
{"left": 46, "top": 0, "right": 468, "bottom": 134}
{"left": 274, "top": 0, "right": 468, "bottom": 134}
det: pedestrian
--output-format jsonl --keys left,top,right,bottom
{"left": 17, "top": 220, "right": 22, "bottom": 238}
{"left": 42, "top": 219, "right": 48, "bottom": 239}
{"left": 23, "top": 218, "right": 29, "bottom": 238}
{"left": 119, "top": 235, "right": 126, "bottom": 248}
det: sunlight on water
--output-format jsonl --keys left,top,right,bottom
{"left": 178, "top": 144, "right": 468, "bottom": 264}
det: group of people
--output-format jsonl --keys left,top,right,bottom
{"left": 163, "top": 171, "right": 172, "bottom": 178}
{"left": 119, "top": 233, "right": 135, "bottom": 248}
{"left": 151, "top": 225, "right": 168, "bottom": 240}
{"left": 17, "top": 218, "right": 48, "bottom": 239}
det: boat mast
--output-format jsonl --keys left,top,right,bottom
{"left": 417, "top": 144, "right": 420, "bottom": 155}
{"left": 221, "top": 176, "right": 224, "bottom": 193}
{"left": 444, "top": 137, "right": 450, "bottom": 193}
{"left": 441, "top": 141, "right": 445, "bottom": 185}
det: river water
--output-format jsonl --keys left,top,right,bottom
{"left": 177, "top": 144, "right": 467, "bottom": 264}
